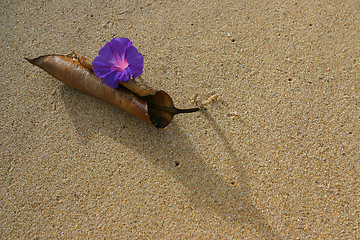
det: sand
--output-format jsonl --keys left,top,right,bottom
{"left": 1, "top": 0, "right": 359, "bottom": 239}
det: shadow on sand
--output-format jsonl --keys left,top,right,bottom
{"left": 60, "top": 86, "right": 281, "bottom": 239}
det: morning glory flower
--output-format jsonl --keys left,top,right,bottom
{"left": 92, "top": 37, "right": 144, "bottom": 88}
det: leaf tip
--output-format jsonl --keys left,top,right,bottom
{"left": 25, "top": 57, "right": 38, "bottom": 66}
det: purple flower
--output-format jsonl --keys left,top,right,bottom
{"left": 92, "top": 38, "right": 144, "bottom": 88}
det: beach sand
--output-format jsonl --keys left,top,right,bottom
{"left": 1, "top": 0, "right": 359, "bottom": 238}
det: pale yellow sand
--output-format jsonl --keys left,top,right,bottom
{"left": 1, "top": 0, "right": 359, "bottom": 239}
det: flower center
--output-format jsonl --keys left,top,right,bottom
{"left": 114, "top": 58, "right": 129, "bottom": 71}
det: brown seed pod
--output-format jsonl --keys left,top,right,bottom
{"left": 26, "top": 54, "right": 199, "bottom": 128}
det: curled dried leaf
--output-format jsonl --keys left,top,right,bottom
{"left": 26, "top": 54, "right": 200, "bottom": 128}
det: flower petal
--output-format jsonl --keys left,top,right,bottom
{"left": 102, "top": 70, "right": 120, "bottom": 88}
{"left": 114, "top": 71, "right": 122, "bottom": 82}
{"left": 98, "top": 42, "right": 116, "bottom": 62}
{"left": 126, "top": 65, "right": 143, "bottom": 79}
{"left": 93, "top": 68, "right": 112, "bottom": 79}
{"left": 119, "top": 69, "right": 130, "bottom": 82}
{"left": 125, "top": 45, "right": 139, "bottom": 59}
{"left": 111, "top": 38, "right": 131, "bottom": 60}
{"left": 93, "top": 56, "right": 114, "bottom": 70}
{"left": 128, "top": 54, "right": 144, "bottom": 70}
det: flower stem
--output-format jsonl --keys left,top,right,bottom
{"left": 174, "top": 107, "right": 201, "bottom": 114}
{"left": 148, "top": 104, "right": 200, "bottom": 115}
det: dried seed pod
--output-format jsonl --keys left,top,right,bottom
{"left": 26, "top": 54, "right": 199, "bottom": 128}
